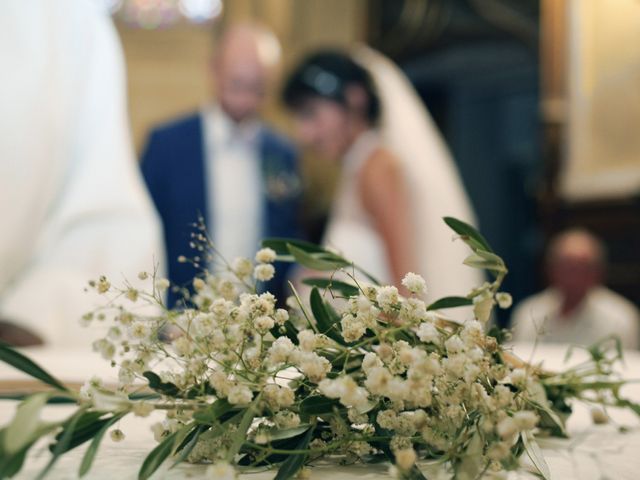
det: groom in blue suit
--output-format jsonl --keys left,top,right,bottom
{"left": 141, "top": 23, "right": 301, "bottom": 307}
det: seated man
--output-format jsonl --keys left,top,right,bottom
{"left": 141, "top": 23, "right": 301, "bottom": 307}
{"left": 511, "top": 229, "right": 639, "bottom": 349}
{"left": 0, "top": 0, "right": 163, "bottom": 347}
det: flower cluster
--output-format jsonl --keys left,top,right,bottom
{"left": 3, "top": 218, "right": 637, "bottom": 480}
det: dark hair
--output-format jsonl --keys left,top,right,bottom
{"left": 282, "top": 50, "right": 381, "bottom": 124}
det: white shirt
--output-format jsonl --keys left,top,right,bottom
{"left": 202, "top": 105, "right": 263, "bottom": 264}
{"left": 511, "top": 287, "right": 640, "bottom": 349}
{"left": 0, "top": 0, "right": 163, "bottom": 346}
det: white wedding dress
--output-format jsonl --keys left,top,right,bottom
{"left": 323, "top": 47, "right": 483, "bottom": 304}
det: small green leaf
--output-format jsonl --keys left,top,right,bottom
{"left": 299, "top": 395, "right": 341, "bottom": 417}
{"left": 138, "top": 428, "right": 182, "bottom": 480}
{"left": 268, "top": 425, "right": 312, "bottom": 442}
{"left": 287, "top": 244, "right": 349, "bottom": 271}
{"left": 522, "top": 432, "right": 550, "bottom": 480}
{"left": 427, "top": 296, "right": 473, "bottom": 311}
{"left": 0, "top": 342, "right": 68, "bottom": 392}
{"left": 79, "top": 412, "right": 128, "bottom": 477}
{"left": 444, "top": 216, "right": 493, "bottom": 253}
{"left": 37, "top": 408, "right": 87, "bottom": 480}
{"left": 170, "top": 424, "right": 208, "bottom": 469}
{"left": 4, "top": 392, "right": 51, "bottom": 454}
{"left": 526, "top": 399, "right": 567, "bottom": 437}
{"left": 49, "top": 410, "right": 109, "bottom": 454}
{"left": 0, "top": 423, "right": 58, "bottom": 478}
{"left": 193, "top": 399, "right": 233, "bottom": 425}
{"left": 302, "top": 278, "right": 359, "bottom": 297}
{"left": 0, "top": 440, "right": 30, "bottom": 478}
{"left": 261, "top": 238, "right": 328, "bottom": 256}
{"left": 309, "top": 288, "right": 345, "bottom": 345}
{"left": 273, "top": 426, "right": 314, "bottom": 480}
{"left": 143, "top": 371, "right": 180, "bottom": 397}
{"left": 463, "top": 253, "right": 506, "bottom": 273}
{"left": 226, "top": 396, "right": 260, "bottom": 462}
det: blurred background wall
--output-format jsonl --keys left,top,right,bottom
{"left": 110, "top": 0, "right": 640, "bottom": 327}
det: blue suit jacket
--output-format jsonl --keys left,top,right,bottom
{"left": 141, "top": 112, "right": 302, "bottom": 307}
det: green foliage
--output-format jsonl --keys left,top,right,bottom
{"left": 299, "top": 395, "right": 341, "bottom": 418}
{"left": 273, "top": 427, "right": 314, "bottom": 480}
{"left": 143, "top": 371, "right": 180, "bottom": 397}
{"left": 309, "top": 288, "right": 347, "bottom": 345}
{"left": 192, "top": 399, "right": 233, "bottom": 425}
{"left": 443, "top": 217, "right": 493, "bottom": 253}
{"left": 0, "top": 342, "right": 68, "bottom": 392}
{"left": 426, "top": 296, "right": 473, "bottom": 311}
{"left": 521, "top": 432, "right": 550, "bottom": 480}
{"left": 79, "top": 412, "right": 128, "bottom": 477}
{"left": 302, "top": 278, "right": 360, "bottom": 297}
{"left": 138, "top": 426, "right": 188, "bottom": 480}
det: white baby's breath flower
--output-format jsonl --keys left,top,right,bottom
{"left": 192, "top": 277, "right": 206, "bottom": 291}
{"left": 129, "top": 321, "right": 151, "bottom": 340}
{"left": 155, "top": 278, "right": 170, "bottom": 292}
{"left": 362, "top": 352, "right": 383, "bottom": 373}
{"left": 376, "top": 286, "right": 399, "bottom": 312}
{"left": 394, "top": 448, "right": 417, "bottom": 471}
{"left": 97, "top": 276, "right": 111, "bottom": 294}
{"left": 274, "top": 410, "right": 301, "bottom": 429}
{"left": 297, "top": 352, "right": 331, "bottom": 383}
{"left": 267, "top": 337, "right": 295, "bottom": 365}
{"left": 487, "top": 441, "right": 510, "bottom": 461}
{"left": 495, "top": 292, "right": 513, "bottom": 309}
{"left": 218, "top": 279, "right": 237, "bottom": 300}
{"left": 444, "top": 335, "right": 465, "bottom": 354}
{"left": 172, "top": 336, "right": 193, "bottom": 357}
{"left": 416, "top": 322, "right": 439, "bottom": 344}
{"left": 401, "top": 273, "right": 426, "bottom": 295}
{"left": 297, "top": 329, "right": 317, "bottom": 352}
{"left": 206, "top": 461, "right": 237, "bottom": 480}
{"left": 253, "top": 264, "right": 275, "bottom": 282}
{"left": 513, "top": 410, "right": 539, "bottom": 430}
{"left": 496, "top": 416, "right": 518, "bottom": 440}
{"left": 253, "top": 315, "right": 275, "bottom": 332}
{"left": 228, "top": 385, "right": 253, "bottom": 405}
{"left": 274, "top": 308, "right": 289, "bottom": 325}
{"left": 255, "top": 247, "right": 277, "bottom": 264}
{"left": 125, "top": 288, "right": 139, "bottom": 302}
{"left": 232, "top": 257, "right": 253, "bottom": 278}
{"left": 138, "top": 271, "right": 149, "bottom": 280}
{"left": 341, "top": 314, "right": 366, "bottom": 343}
{"left": 209, "top": 371, "right": 233, "bottom": 397}
{"left": 92, "top": 339, "right": 115, "bottom": 360}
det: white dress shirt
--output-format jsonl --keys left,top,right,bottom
{"left": 511, "top": 287, "right": 640, "bottom": 349}
{"left": 0, "top": 0, "right": 163, "bottom": 346}
{"left": 202, "top": 105, "right": 264, "bottom": 265}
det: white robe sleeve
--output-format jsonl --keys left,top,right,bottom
{"left": 0, "top": 2, "right": 164, "bottom": 347}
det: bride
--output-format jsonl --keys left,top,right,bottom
{"left": 282, "top": 47, "right": 482, "bottom": 303}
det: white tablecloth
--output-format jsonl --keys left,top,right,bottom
{"left": 1, "top": 343, "right": 639, "bottom": 479}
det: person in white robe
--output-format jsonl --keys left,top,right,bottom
{"left": 0, "top": 0, "right": 163, "bottom": 347}
{"left": 511, "top": 229, "right": 639, "bottom": 349}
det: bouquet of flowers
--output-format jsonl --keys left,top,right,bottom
{"left": 0, "top": 218, "right": 638, "bottom": 480}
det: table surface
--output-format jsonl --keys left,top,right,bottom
{"left": 1, "top": 343, "right": 639, "bottom": 479}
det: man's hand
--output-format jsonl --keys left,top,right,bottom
{"left": 0, "top": 321, "right": 43, "bottom": 347}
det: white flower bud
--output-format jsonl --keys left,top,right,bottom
{"left": 255, "top": 247, "right": 277, "bottom": 264}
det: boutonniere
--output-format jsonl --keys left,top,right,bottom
{"left": 262, "top": 154, "right": 302, "bottom": 203}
